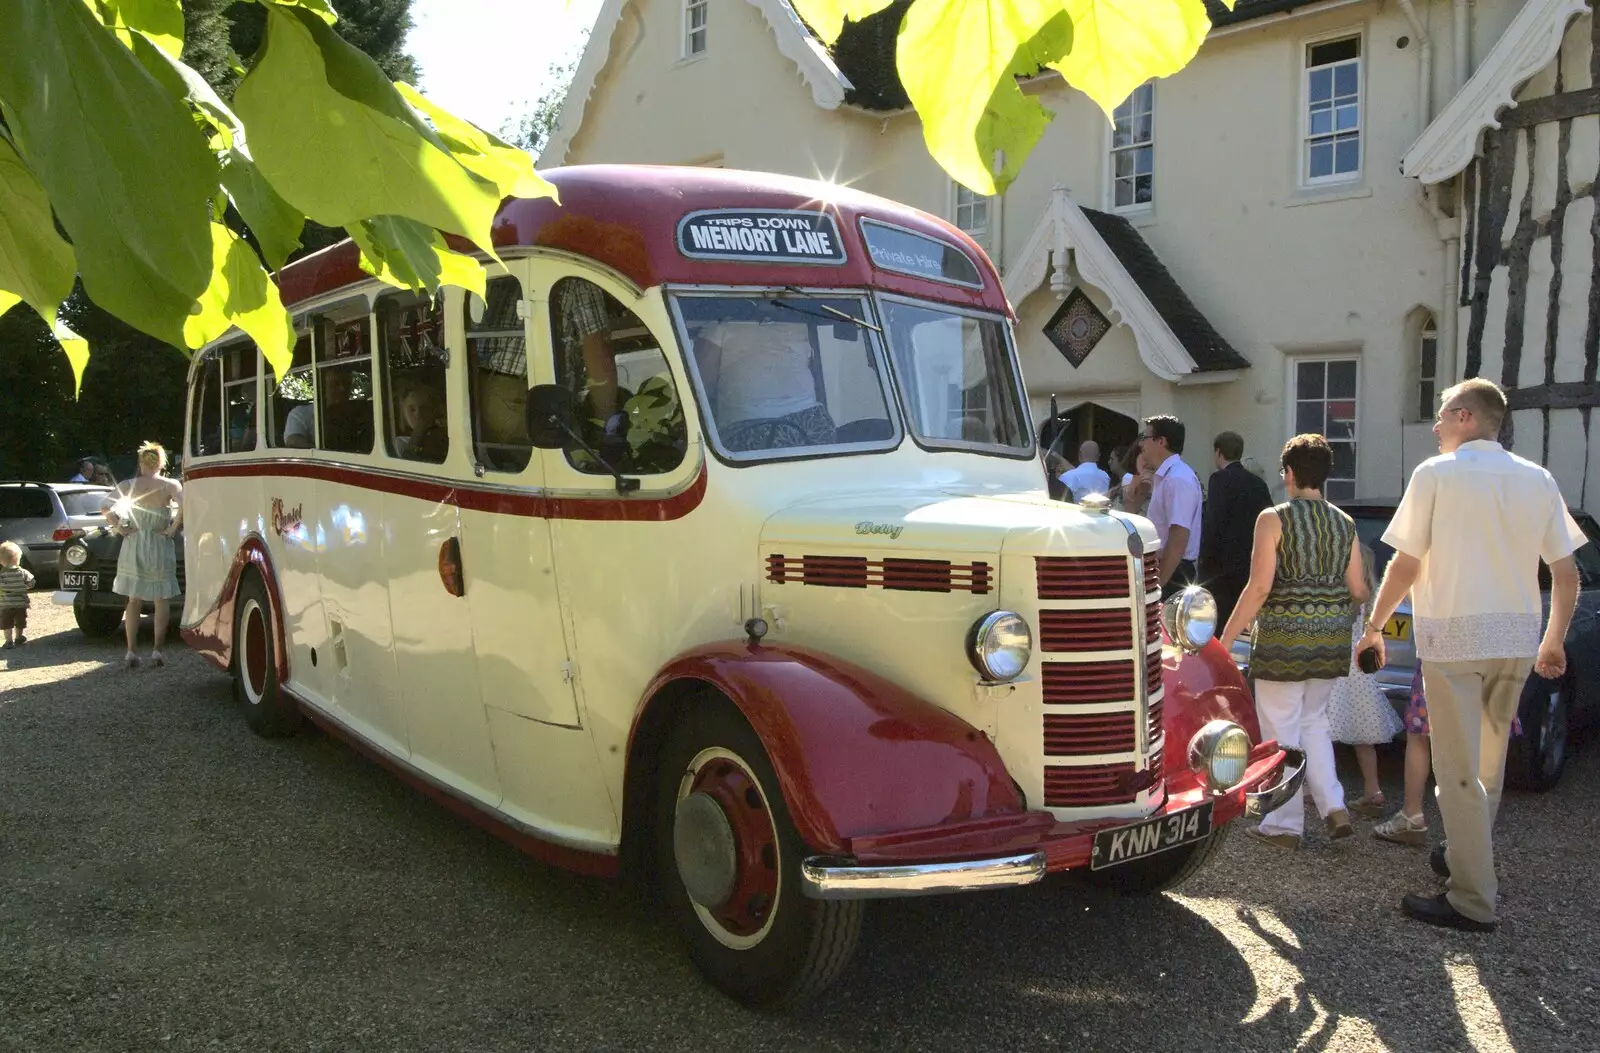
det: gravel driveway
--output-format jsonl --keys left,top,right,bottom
{"left": 2, "top": 597, "right": 1596, "bottom": 1052}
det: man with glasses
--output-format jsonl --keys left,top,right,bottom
{"left": 1142, "top": 415, "right": 1203, "bottom": 598}
{"left": 1361, "top": 378, "right": 1586, "bottom": 932}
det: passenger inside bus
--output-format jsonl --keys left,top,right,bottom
{"left": 394, "top": 376, "right": 449, "bottom": 462}
{"left": 466, "top": 277, "right": 534, "bottom": 473}
{"left": 692, "top": 320, "right": 837, "bottom": 452}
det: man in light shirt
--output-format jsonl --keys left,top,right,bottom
{"left": 1142, "top": 415, "right": 1203, "bottom": 597}
{"left": 1361, "top": 378, "right": 1586, "bottom": 932}
{"left": 1058, "top": 441, "right": 1110, "bottom": 502}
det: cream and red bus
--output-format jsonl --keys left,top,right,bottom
{"left": 180, "top": 165, "right": 1301, "bottom": 1007}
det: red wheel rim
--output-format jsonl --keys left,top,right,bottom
{"left": 684, "top": 754, "right": 780, "bottom": 941}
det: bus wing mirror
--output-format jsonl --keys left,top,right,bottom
{"left": 526, "top": 385, "right": 576, "bottom": 449}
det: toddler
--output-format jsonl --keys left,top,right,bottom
{"left": 0, "top": 541, "right": 35, "bottom": 648}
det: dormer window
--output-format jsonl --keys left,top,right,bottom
{"left": 685, "top": 0, "right": 708, "bottom": 57}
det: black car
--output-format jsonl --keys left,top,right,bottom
{"left": 55, "top": 526, "right": 187, "bottom": 637}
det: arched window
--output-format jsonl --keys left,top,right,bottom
{"left": 1416, "top": 314, "right": 1438, "bottom": 423}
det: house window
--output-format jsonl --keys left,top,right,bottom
{"left": 953, "top": 184, "right": 990, "bottom": 242}
{"left": 1293, "top": 358, "right": 1358, "bottom": 500}
{"left": 1417, "top": 318, "right": 1438, "bottom": 422}
{"left": 1111, "top": 81, "right": 1154, "bottom": 209}
{"left": 1304, "top": 36, "right": 1361, "bottom": 184}
{"left": 684, "top": 0, "right": 707, "bottom": 57}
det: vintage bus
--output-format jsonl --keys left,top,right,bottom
{"left": 180, "top": 165, "right": 1301, "bottom": 1007}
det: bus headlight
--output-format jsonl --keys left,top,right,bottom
{"left": 1188, "top": 719, "right": 1252, "bottom": 792}
{"left": 1162, "top": 585, "right": 1218, "bottom": 652}
{"left": 967, "top": 610, "right": 1032, "bottom": 682}
{"left": 64, "top": 541, "right": 90, "bottom": 567}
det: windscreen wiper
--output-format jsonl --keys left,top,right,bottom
{"left": 770, "top": 287, "right": 882, "bottom": 333}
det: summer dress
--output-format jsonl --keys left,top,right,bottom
{"left": 1327, "top": 614, "right": 1404, "bottom": 744}
{"left": 1249, "top": 498, "right": 1358, "bottom": 681}
{"left": 112, "top": 492, "right": 180, "bottom": 601}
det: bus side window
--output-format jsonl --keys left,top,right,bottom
{"left": 191, "top": 354, "right": 222, "bottom": 457}
{"left": 548, "top": 277, "right": 687, "bottom": 476}
{"left": 315, "top": 314, "right": 375, "bottom": 455}
{"left": 467, "top": 276, "right": 532, "bottom": 473}
{"left": 222, "top": 341, "right": 258, "bottom": 453}
{"left": 378, "top": 290, "right": 450, "bottom": 465}
{"left": 268, "top": 334, "right": 314, "bottom": 449}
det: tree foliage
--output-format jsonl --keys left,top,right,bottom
{"left": 0, "top": 0, "right": 550, "bottom": 398}
{"left": 791, "top": 0, "right": 1233, "bottom": 196}
{"left": 500, "top": 38, "right": 586, "bottom": 158}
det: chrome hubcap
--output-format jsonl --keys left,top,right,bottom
{"left": 674, "top": 790, "right": 738, "bottom": 908}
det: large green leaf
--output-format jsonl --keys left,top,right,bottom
{"left": 84, "top": 0, "right": 185, "bottom": 58}
{"left": 789, "top": 0, "right": 896, "bottom": 44}
{"left": 1052, "top": 0, "right": 1214, "bottom": 118}
{"left": 54, "top": 317, "right": 92, "bottom": 400}
{"left": 349, "top": 215, "right": 487, "bottom": 300}
{"left": 0, "top": 136, "right": 77, "bottom": 324}
{"left": 0, "top": 0, "right": 217, "bottom": 348}
{"left": 184, "top": 222, "right": 296, "bottom": 379}
{"left": 897, "top": 0, "right": 1074, "bottom": 196}
{"left": 0, "top": 290, "right": 19, "bottom": 319}
{"left": 396, "top": 83, "right": 558, "bottom": 202}
{"left": 233, "top": 6, "right": 503, "bottom": 253}
{"left": 219, "top": 149, "right": 306, "bottom": 271}
{"left": 266, "top": 0, "right": 338, "bottom": 25}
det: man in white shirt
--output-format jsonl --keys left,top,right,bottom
{"left": 1141, "top": 415, "right": 1203, "bottom": 597}
{"left": 1362, "top": 378, "right": 1585, "bottom": 932}
{"left": 1058, "top": 441, "right": 1110, "bottom": 502}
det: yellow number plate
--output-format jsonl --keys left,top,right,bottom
{"left": 1383, "top": 615, "right": 1411, "bottom": 641}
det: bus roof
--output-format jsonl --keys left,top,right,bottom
{"left": 278, "top": 165, "right": 1010, "bottom": 316}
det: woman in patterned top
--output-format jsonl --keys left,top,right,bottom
{"left": 1219, "top": 433, "right": 1369, "bottom": 849}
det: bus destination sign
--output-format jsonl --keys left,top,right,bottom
{"left": 677, "top": 209, "right": 847, "bottom": 265}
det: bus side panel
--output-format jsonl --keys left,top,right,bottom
{"left": 268, "top": 475, "right": 331, "bottom": 708}
{"left": 181, "top": 473, "right": 284, "bottom": 677}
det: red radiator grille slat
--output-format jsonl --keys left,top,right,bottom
{"left": 1042, "top": 660, "right": 1135, "bottom": 704}
{"left": 767, "top": 554, "right": 991, "bottom": 594}
{"left": 1043, "top": 712, "right": 1137, "bottom": 756}
{"left": 1042, "top": 753, "right": 1164, "bottom": 808}
{"left": 1146, "top": 603, "right": 1161, "bottom": 640}
{"left": 1143, "top": 553, "right": 1160, "bottom": 594}
{"left": 1146, "top": 647, "right": 1163, "bottom": 687}
{"left": 1036, "top": 556, "right": 1130, "bottom": 600}
{"left": 1147, "top": 694, "right": 1164, "bottom": 742}
{"left": 1039, "top": 609, "right": 1133, "bottom": 652}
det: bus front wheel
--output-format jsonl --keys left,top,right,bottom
{"left": 653, "top": 698, "right": 861, "bottom": 1009}
{"left": 233, "top": 574, "right": 301, "bottom": 738}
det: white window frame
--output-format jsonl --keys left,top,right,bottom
{"left": 950, "top": 183, "right": 991, "bottom": 244}
{"left": 1300, "top": 30, "right": 1364, "bottom": 188}
{"left": 1416, "top": 317, "right": 1439, "bottom": 423}
{"left": 1107, "top": 80, "right": 1155, "bottom": 212}
{"left": 683, "top": 0, "right": 708, "bottom": 59}
{"left": 1287, "top": 355, "right": 1360, "bottom": 500}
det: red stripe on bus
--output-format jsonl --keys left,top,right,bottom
{"left": 183, "top": 459, "right": 708, "bottom": 521}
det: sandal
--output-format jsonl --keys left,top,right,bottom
{"left": 150, "top": 651, "right": 165, "bottom": 669}
{"left": 1350, "top": 792, "right": 1388, "bottom": 819}
{"left": 124, "top": 653, "right": 141, "bottom": 670}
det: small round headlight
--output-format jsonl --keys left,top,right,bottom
{"left": 1161, "top": 585, "right": 1218, "bottom": 652}
{"left": 967, "top": 610, "right": 1032, "bottom": 682}
{"left": 1187, "top": 719, "right": 1252, "bottom": 792}
{"left": 64, "top": 542, "right": 89, "bottom": 567}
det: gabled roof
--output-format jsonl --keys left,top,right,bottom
{"left": 1402, "top": 0, "right": 1591, "bottom": 184}
{"left": 1006, "top": 187, "right": 1247, "bottom": 382}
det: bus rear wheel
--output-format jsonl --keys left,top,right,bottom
{"left": 233, "top": 573, "right": 301, "bottom": 738}
{"left": 653, "top": 699, "right": 861, "bottom": 1008}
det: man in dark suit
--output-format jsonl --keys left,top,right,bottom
{"left": 1200, "top": 431, "right": 1272, "bottom": 626}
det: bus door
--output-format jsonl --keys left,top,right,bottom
{"left": 376, "top": 288, "right": 501, "bottom": 807}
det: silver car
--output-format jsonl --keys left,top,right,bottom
{"left": 1230, "top": 501, "right": 1600, "bottom": 792}
{"left": 0, "top": 482, "right": 112, "bottom": 585}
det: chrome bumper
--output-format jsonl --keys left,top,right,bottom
{"left": 1243, "top": 748, "right": 1306, "bottom": 819}
{"left": 800, "top": 851, "right": 1047, "bottom": 901}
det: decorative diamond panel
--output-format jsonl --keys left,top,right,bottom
{"left": 1044, "top": 287, "right": 1112, "bottom": 368}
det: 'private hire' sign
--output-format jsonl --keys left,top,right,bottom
{"left": 676, "top": 209, "right": 847, "bottom": 265}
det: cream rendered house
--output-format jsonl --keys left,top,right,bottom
{"left": 545, "top": 0, "right": 1598, "bottom": 509}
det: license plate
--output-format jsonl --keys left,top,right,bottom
{"left": 1090, "top": 802, "right": 1213, "bottom": 870}
{"left": 61, "top": 571, "right": 98, "bottom": 590}
{"left": 1383, "top": 615, "right": 1411, "bottom": 641}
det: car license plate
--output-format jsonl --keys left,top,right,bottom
{"left": 1383, "top": 615, "right": 1411, "bottom": 641}
{"left": 1090, "top": 802, "right": 1213, "bottom": 870}
{"left": 61, "top": 571, "right": 98, "bottom": 590}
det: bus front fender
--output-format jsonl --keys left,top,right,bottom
{"left": 632, "top": 642, "right": 1025, "bottom": 855}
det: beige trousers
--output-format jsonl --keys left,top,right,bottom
{"left": 1421, "top": 657, "right": 1533, "bottom": 923}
